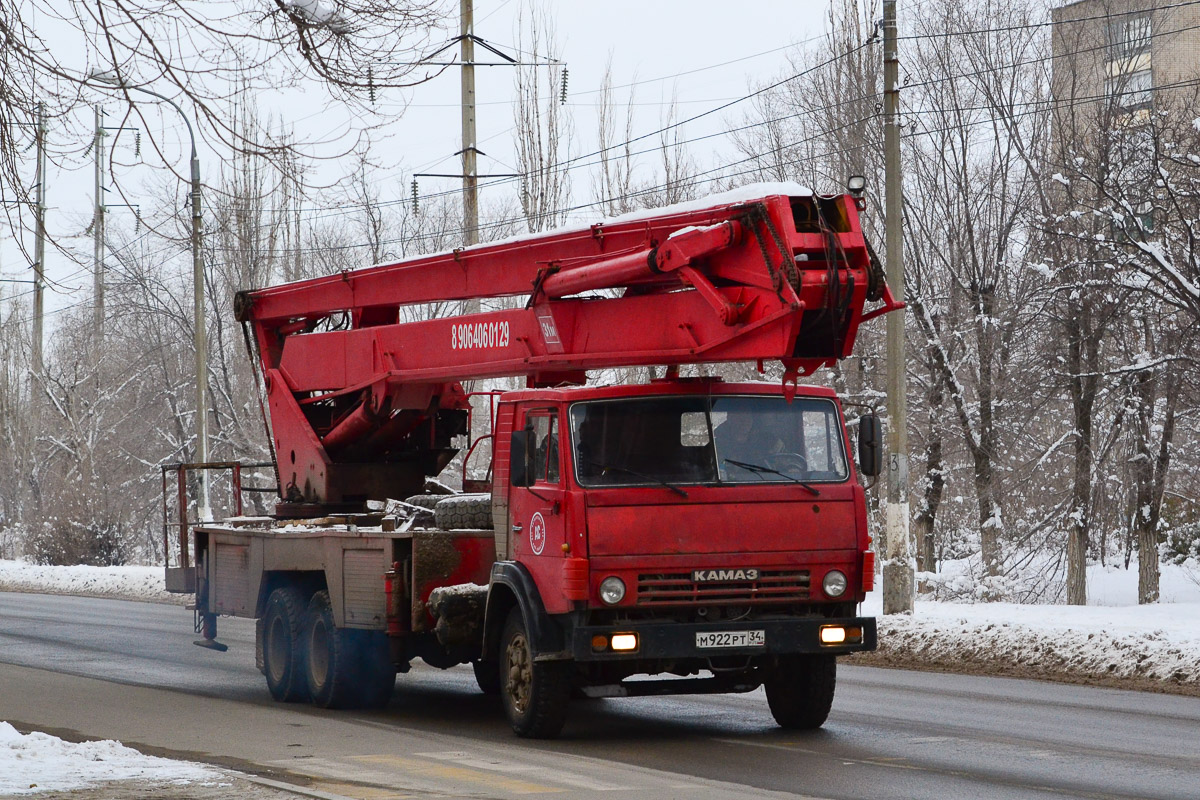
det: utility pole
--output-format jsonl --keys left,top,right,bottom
{"left": 189, "top": 117, "right": 211, "bottom": 521}
{"left": 414, "top": 2, "right": 529, "bottom": 250}
{"left": 32, "top": 103, "right": 46, "bottom": 387}
{"left": 460, "top": 0, "right": 479, "bottom": 247}
{"left": 89, "top": 71, "right": 211, "bottom": 519}
{"left": 93, "top": 105, "right": 106, "bottom": 341}
{"left": 882, "top": 0, "right": 914, "bottom": 614}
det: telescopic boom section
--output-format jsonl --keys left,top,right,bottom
{"left": 235, "top": 190, "right": 900, "bottom": 511}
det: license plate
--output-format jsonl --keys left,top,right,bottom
{"left": 695, "top": 630, "right": 766, "bottom": 649}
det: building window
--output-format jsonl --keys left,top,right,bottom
{"left": 1106, "top": 68, "right": 1152, "bottom": 109}
{"left": 1107, "top": 13, "right": 1152, "bottom": 61}
{"left": 1135, "top": 200, "right": 1155, "bottom": 235}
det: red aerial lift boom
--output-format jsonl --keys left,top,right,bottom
{"left": 235, "top": 187, "right": 897, "bottom": 514}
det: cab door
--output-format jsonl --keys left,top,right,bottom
{"left": 508, "top": 407, "right": 568, "bottom": 611}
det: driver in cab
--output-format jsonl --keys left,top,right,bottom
{"left": 715, "top": 412, "right": 781, "bottom": 480}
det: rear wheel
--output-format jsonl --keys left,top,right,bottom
{"left": 764, "top": 654, "right": 836, "bottom": 729}
{"left": 262, "top": 586, "right": 310, "bottom": 703}
{"left": 304, "top": 590, "right": 395, "bottom": 709}
{"left": 500, "top": 608, "right": 570, "bottom": 738}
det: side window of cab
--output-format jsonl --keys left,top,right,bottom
{"left": 529, "top": 413, "right": 560, "bottom": 484}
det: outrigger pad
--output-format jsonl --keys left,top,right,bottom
{"left": 193, "top": 638, "right": 229, "bottom": 652}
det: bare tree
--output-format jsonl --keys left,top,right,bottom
{"left": 512, "top": 2, "right": 571, "bottom": 232}
{"left": 0, "top": 0, "right": 450, "bottom": 252}
{"left": 902, "top": 0, "right": 1051, "bottom": 592}
{"left": 592, "top": 56, "right": 637, "bottom": 217}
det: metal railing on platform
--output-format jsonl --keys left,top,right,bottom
{"left": 160, "top": 461, "right": 275, "bottom": 590}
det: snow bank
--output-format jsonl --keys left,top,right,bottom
{"left": 0, "top": 560, "right": 186, "bottom": 605}
{"left": 859, "top": 562, "right": 1200, "bottom": 693}
{"left": 862, "top": 598, "right": 1200, "bottom": 690}
{"left": 0, "top": 722, "right": 217, "bottom": 795}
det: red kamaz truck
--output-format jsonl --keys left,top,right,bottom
{"left": 167, "top": 183, "right": 900, "bottom": 738}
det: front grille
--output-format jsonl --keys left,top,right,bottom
{"left": 637, "top": 570, "right": 810, "bottom": 605}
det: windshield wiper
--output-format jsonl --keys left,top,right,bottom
{"left": 723, "top": 458, "right": 820, "bottom": 496}
{"left": 582, "top": 459, "right": 688, "bottom": 498}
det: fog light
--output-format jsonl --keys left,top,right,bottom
{"left": 610, "top": 633, "right": 638, "bottom": 651}
{"left": 820, "top": 626, "right": 847, "bottom": 644}
{"left": 822, "top": 570, "right": 848, "bottom": 598}
{"left": 599, "top": 576, "right": 626, "bottom": 605}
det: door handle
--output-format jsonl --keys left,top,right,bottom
{"left": 511, "top": 524, "right": 523, "bottom": 532}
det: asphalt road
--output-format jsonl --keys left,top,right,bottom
{"left": 1, "top": 592, "right": 1197, "bottom": 800}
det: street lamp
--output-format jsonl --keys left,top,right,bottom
{"left": 90, "top": 70, "right": 212, "bottom": 521}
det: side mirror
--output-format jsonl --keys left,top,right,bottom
{"left": 510, "top": 426, "right": 533, "bottom": 487}
{"left": 858, "top": 414, "right": 883, "bottom": 478}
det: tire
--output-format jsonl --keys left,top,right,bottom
{"left": 404, "top": 494, "right": 442, "bottom": 513}
{"left": 262, "top": 586, "right": 310, "bottom": 703}
{"left": 499, "top": 608, "right": 571, "bottom": 738}
{"left": 434, "top": 493, "right": 493, "bottom": 530}
{"left": 764, "top": 654, "right": 837, "bottom": 730}
{"left": 473, "top": 659, "right": 500, "bottom": 696}
{"left": 304, "top": 590, "right": 395, "bottom": 709}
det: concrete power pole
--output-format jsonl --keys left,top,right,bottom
{"left": 190, "top": 121, "right": 211, "bottom": 521}
{"left": 93, "top": 105, "right": 106, "bottom": 341}
{"left": 32, "top": 103, "right": 46, "bottom": 386}
{"left": 882, "top": 0, "right": 915, "bottom": 614}
{"left": 460, "top": 0, "right": 479, "bottom": 248}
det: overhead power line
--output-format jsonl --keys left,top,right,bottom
{"left": 292, "top": 40, "right": 878, "bottom": 222}
{"left": 287, "top": 11, "right": 1200, "bottom": 227}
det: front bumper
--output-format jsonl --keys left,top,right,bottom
{"left": 568, "top": 615, "right": 876, "bottom": 662}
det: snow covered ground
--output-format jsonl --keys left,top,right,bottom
{"left": 0, "top": 722, "right": 217, "bottom": 795}
{"left": 857, "top": 561, "right": 1200, "bottom": 692}
{"left": 0, "top": 560, "right": 186, "bottom": 605}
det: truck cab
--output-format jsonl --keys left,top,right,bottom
{"left": 481, "top": 378, "right": 877, "bottom": 736}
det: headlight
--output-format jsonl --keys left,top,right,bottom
{"left": 599, "top": 576, "right": 626, "bottom": 605}
{"left": 822, "top": 570, "right": 848, "bottom": 598}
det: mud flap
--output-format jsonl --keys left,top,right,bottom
{"left": 483, "top": 562, "right": 566, "bottom": 661}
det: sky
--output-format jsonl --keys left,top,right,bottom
{"left": 0, "top": 0, "right": 836, "bottom": 323}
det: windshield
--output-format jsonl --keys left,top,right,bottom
{"left": 569, "top": 395, "right": 849, "bottom": 488}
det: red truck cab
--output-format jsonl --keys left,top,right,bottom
{"left": 479, "top": 377, "right": 877, "bottom": 735}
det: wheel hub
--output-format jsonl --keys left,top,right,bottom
{"left": 309, "top": 619, "right": 329, "bottom": 687}
{"left": 266, "top": 616, "right": 288, "bottom": 682}
{"left": 505, "top": 631, "right": 532, "bottom": 714}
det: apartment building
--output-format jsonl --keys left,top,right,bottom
{"left": 1051, "top": 0, "right": 1200, "bottom": 121}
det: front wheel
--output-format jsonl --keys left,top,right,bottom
{"left": 500, "top": 609, "right": 571, "bottom": 738}
{"left": 764, "top": 654, "right": 836, "bottom": 729}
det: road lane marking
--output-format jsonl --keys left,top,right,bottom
{"left": 353, "top": 754, "right": 563, "bottom": 794}
{"left": 710, "top": 738, "right": 1138, "bottom": 800}
{"left": 309, "top": 783, "right": 412, "bottom": 800}
{"left": 242, "top": 773, "right": 408, "bottom": 800}
{"left": 415, "top": 751, "right": 631, "bottom": 791}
